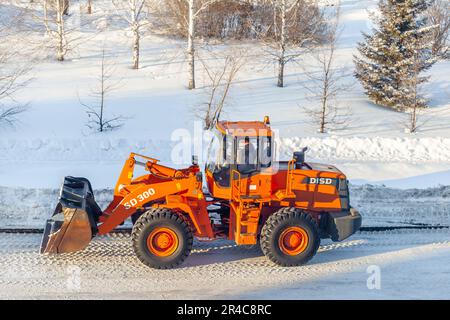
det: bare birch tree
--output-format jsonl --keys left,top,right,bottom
{"left": 63, "top": 0, "right": 69, "bottom": 15}
{"left": 113, "top": 0, "right": 150, "bottom": 69}
{"left": 403, "top": 33, "right": 432, "bottom": 133}
{"left": 301, "top": 3, "right": 351, "bottom": 133}
{"left": 255, "top": 0, "right": 324, "bottom": 87}
{"left": 197, "top": 48, "right": 246, "bottom": 130}
{"left": 80, "top": 49, "right": 125, "bottom": 132}
{"left": 184, "top": 0, "right": 223, "bottom": 90}
{"left": 149, "top": 0, "right": 213, "bottom": 88}
{"left": 28, "top": 0, "right": 82, "bottom": 61}
{"left": 46, "top": 0, "right": 69, "bottom": 61}
{"left": 427, "top": 0, "right": 450, "bottom": 59}
{"left": 406, "top": 71, "right": 421, "bottom": 133}
{"left": 0, "top": 11, "right": 32, "bottom": 126}
{"left": 87, "top": 0, "right": 92, "bottom": 14}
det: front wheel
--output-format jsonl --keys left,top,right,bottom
{"left": 260, "top": 207, "right": 320, "bottom": 267}
{"left": 131, "top": 208, "right": 193, "bottom": 269}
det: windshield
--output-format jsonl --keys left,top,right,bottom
{"left": 206, "top": 134, "right": 232, "bottom": 172}
{"left": 207, "top": 134, "right": 272, "bottom": 173}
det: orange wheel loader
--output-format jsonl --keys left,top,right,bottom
{"left": 40, "top": 116, "right": 362, "bottom": 268}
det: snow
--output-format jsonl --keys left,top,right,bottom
{"left": 0, "top": 0, "right": 449, "bottom": 299}
{"left": 1, "top": 135, "right": 450, "bottom": 189}
{"left": 0, "top": 0, "right": 448, "bottom": 193}
{"left": 1, "top": 183, "right": 449, "bottom": 229}
{"left": 0, "top": 0, "right": 448, "bottom": 224}
{"left": 236, "top": 235, "right": 450, "bottom": 299}
{"left": 0, "top": 0, "right": 447, "bottom": 218}
{"left": 1, "top": 229, "right": 449, "bottom": 299}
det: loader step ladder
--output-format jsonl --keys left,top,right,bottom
{"left": 274, "top": 159, "right": 297, "bottom": 200}
{"left": 231, "top": 170, "right": 241, "bottom": 202}
{"left": 230, "top": 201, "right": 260, "bottom": 245}
{"left": 230, "top": 170, "right": 261, "bottom": 245}
{"left": 286, "top": 159, "right": 296, "bottom": 197}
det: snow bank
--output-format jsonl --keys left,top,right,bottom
{"left": 0, "top": 138, "right": 174, "bottom": 162}
{"left": 2, "top": 136, "right": 450, "bottom": 164}
{"left": 0, "top": 186, "right": 113, "bottom": 229}
{"left": 350, "top": 184, "right": 450, "bottom": 227}
{"left": 280, "top": 136, "right": 450, "bottom": 163}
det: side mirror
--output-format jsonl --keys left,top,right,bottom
{"left": 192, "top": 155, "right": 198, "bottom": 165}
{"left": 293, "top": 147, "right": 308, "bottom": 168}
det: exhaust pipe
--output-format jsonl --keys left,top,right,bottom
{"left": 40, "top": 177, "right": 102, "bottom": 254}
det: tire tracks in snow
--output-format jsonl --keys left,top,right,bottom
{"left": 0, "top": 228, "right": 449, "bottom": 298}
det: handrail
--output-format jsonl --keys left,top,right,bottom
{"left": 131, "top": 152, "right": 160, "bottom": 163}
{"left": 286, "top": 159, "right": 295, "bottom": 196}
{"left": 231, "top": 169, "right": 241, "bottom": 202}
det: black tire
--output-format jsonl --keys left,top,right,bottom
{"left": 131, "top": 208, "right": 193, "bottom": 269}
{"left": 131, "top": 212, "right": 142, "bottom": 225}
{"left": 260, "top": 207, "right": 320, "bottom": 267}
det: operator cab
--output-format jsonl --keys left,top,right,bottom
{"left": 205, "top": 116, "right": 273, "bottom": 199}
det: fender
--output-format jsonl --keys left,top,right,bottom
{"left": 97, "top": 179, "right": 191, "bottom": 235}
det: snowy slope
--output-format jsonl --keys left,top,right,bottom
{"left": 0, "top": 0, "right": 449, "bottom": 189}
{"left": 0, "top": 2, "right": 450, "bottom": 300}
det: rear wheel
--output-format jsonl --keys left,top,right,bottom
{"left": 131, "top": 208, "right": 193, "bottom": 269}
{"left": 260, "top": 207, "right": 320, "bottom": 267}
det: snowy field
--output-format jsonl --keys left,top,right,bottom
{"left": 0, "top": 0, "right": 449, "bottom": 300}
{"left": 0, "top": 0, "right": 449, "bottom": 192}
{"left": 1, "top": 229, "right": 449, "bottom": 299}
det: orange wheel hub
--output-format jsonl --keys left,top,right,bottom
{"left": 147, "top": 227, "right": 179, "bottom": 257}
{"left": 278, "top": 226, "right": 309, "bottom": 256}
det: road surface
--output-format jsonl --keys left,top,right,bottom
{"left": 1, "top": 229, "right": 449, "bottom": 299}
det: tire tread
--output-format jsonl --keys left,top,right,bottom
{"left": 131, "top": 208, "right": 193, "bottom": 269}
{"left": 260, "top": 207, "right": 320, "bottom": 267}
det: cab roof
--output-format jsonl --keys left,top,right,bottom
{"left": 216, "top": 116, "right": 272, "bottom": 137}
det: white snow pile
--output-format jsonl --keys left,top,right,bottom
{"left": 2, "top": 136, "right": 450, "bottom": 164}
{"left": 1, "top": 184, "right": 449, "bottom": 229}
{"left": 280, "top": 136, "right": 450, "bottom": 163}
{"left": 0, "top": 138, "right": 175, "bottom": 162}
{"left": 350, "top": 184, "right": 450, "bottom": 227}
{"left": 0, "top": 186, "right": 113, "bottom": 229}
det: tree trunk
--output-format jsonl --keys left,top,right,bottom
{"left": 43, "top": 0, "right": 49, "bottom": 33}
{"left": 56, "top": 0, "right": 66, "bottom": 61}
{"left": 277, "top": 58, "right": 284, "bottom": 87}
{"left": 410, "top": 106, "right": 417, "bottom": 133}
{"left": 100, "top": 53, "right": 105, "bottom": 132}
{"left": 132, "top": 25, "right": 140, "bottom": 69}
{"left": 87, "top": 0, "right": 92, "bottom": 14}
{"left": 277, "top": 0, "right": 286, "bottom": 88}
{"left": 320, "top": 97, "right": 326, "bottom": 133}
{"left": 320, "top": 67, "right": 330, "bottom": 133}
{"left": 130, "top": 0, "right": 140, "bottom": 70}
{"left": 62, "top": 0, "right": 69, "bottom": 15}
{"left": 410, "top": 77, "right": 418, "bottom": 133}
{"left": 187, "top": 0, "right": 195, "bottom": 90}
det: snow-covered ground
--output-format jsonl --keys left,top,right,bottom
{"left": 1, "top": 135, "right": 450, "bottom": 189}
{"left": 1, "top": 229, "right": 449, "bottom": 299}
{"left": 0, "top": 0, "right": 449, "bottom": 191}
{"left": 0, "top": 0, "right": 449, "bottom": 300}
{"left": 0, "top": 0, "right": 447, "bottom": 235}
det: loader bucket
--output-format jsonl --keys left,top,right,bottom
{"left": 40, "top": 177, "right": 102, "bottom": 254}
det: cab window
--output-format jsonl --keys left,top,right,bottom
{"left": 236, "top": 137, "right": 258, "bottom": 173}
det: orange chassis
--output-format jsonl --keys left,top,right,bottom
{"left": 41, "top": 117, "right": 361, "bottom": 268}
{"left": 95, "top": 152, "right": 360, "bottom": 246}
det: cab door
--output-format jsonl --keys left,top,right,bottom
{"left": 234, "top": 136, "right": 272, "bottom": 199}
